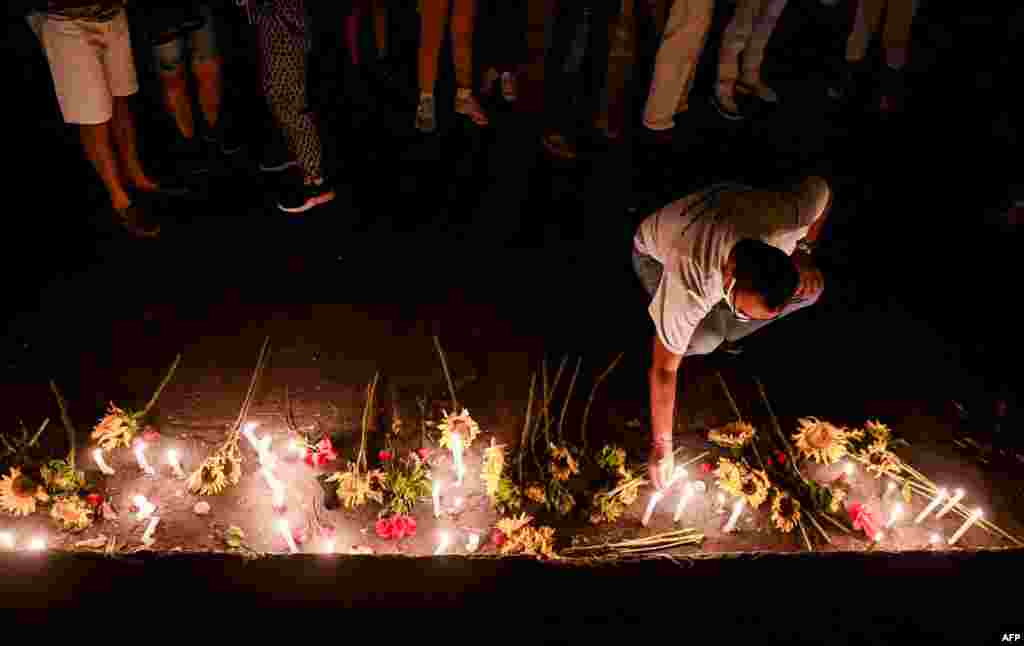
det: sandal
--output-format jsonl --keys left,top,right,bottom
{"left": 455, "top": 92, "right": 489, "bottom": 127}
{"left": 736, "top": 80, "right": 779, "bottom": 104}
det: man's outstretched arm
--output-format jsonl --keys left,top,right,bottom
{"left": 649, "top": 334, "right": 683, "bottom": 490}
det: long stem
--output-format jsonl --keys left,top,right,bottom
{"left": 432, "top": 335, "right": 458, "bottom": 412}
{"left": 558, "top": 358, "right": 582, "bottom": 444}
{"left": 820, "top": 512, "right": 853, "bottom": 534}
{"left": 581, "top": 352, "right": 624, "bottom": 454}
{"left": 229, "top": 337, "right": 270, "bottom": 439}
{"left": 141, "top": 353, "right": 182, "bottom": 418}
{"left": 806, "top": 512, "right": 832, "bottom": 544}
{"left": 753, "top": 376, "right": 801, "bottom": 480}
{"left": 798, "top": 520, "right": 813, "bottom": 551}
{"left": 519, "top": 372, "right": 536, "bottom": 485}
{"left": 49, "top": 381, "right": 76, "bottom": 470}
{"left": 359, "top": 372, "right": 379, "bottom": 473}
{"left": 715, "top": 371, "right": 743, "bottom": 422}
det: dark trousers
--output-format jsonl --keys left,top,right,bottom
{"left": 477, "top": 0, "right": 528, "bottom": 72}
{"left": 543, "top": 0, "right": 616, "bottom": 135}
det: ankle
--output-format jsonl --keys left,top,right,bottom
{"left": 456, "top": 87, "right": 472, "bottom": 100}
{"left": 111, "top": 192, "right": 132, "bottom": 210}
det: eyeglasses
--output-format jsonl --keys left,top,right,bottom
{"left": 723, "top": 279, "right": 754, "bottom": 323}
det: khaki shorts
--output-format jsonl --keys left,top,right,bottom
{"left": 28, "top": 9, "right": 139, "bottom": 125}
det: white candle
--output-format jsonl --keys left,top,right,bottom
{"left": 434, "top": 531, "right": 450, "bottom": 555}
{"left": 134, "top": 441, "right": 155, "bottom": 476}
{"left": 716, "top": 493, "right": 726, "bottom": 514}
{"left": 243, "top": 423, "right": 272, "bottom": 465}
{"left": 885, "top": 503, "right": 903, "bottom": 528}
{"left": 167, "top": 450, "right": 186, "bottom": 478}
{"left": 914, "top": 488, "right": 948, "bottom": 524}
{"left": 432, "top": 480, "right": 441, "bottom": 518}
{"left": 141, "top": 516, "right": 160, "bottom": 545}
{"left": 948, "top": 508, "right": 983, "bottom": 546}
{"left": 641, "top": 491, "right": 663, "bottom": 527}
{"left": 325, "top": 539, "right": 336, "bottom": 554}
{"left": 93, "top": 448, "right": 116, "bottom": 475}
{"left": 844, "top": 463, "right": 855, "bottom": 478}
{"left": 673, "top": 483, "right": 695, "bottom": 523}
{"left": 929, "top": 533, "right": 941, "bottom": 546}
{"left": 451, "top": 433, "right": 465, "bottom": 486}
{"left": 723, "top": 498, "right": 746, "bottom": 533}
{"left": 935, "top": 488, "right": 965, "bottom": 519}
{"left": 133, "top": 495, "right": 156, "bottom": 521}
{"left": 466, "top": 533, "right": 480, "bottom": 552}
{"left": 277, "top": 519, "right": 299, "bottom": 554}
{"left": 873, "top": 531, "right": 883, "bottom": 543}
{"left": 28, "top": 537, "right": 46, "bottom": 551}
{"left": 0, "top": 532, "right": 14, "bottom": 549}
{"left": 261, "top": 467, "right": 285, "bottom": 510}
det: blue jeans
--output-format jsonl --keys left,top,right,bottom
{"left": 632, "top": 249, "right": 822, "bottom": 356}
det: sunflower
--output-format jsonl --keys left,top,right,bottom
{"left": 827, "top": 483, "right": 849, "bottom": 514}
{"left": 590, "top": 491, "right": 627, "bottom": 524}
{"left": 715, "top": 457, "right": 745, "bottom": 497}
{"left": 617, "top": 478, "right": 640, "bottom": 506}
{"left": 865, "top": 420, "right": 892, "bottom": 443}
{"left": 740, "top": 469, "right": 771, "bottom": 509}
{"left": 187, "top": 455, "right": 228, "bottom": 496}
{"left": 708, "top": 421, "right": 757, "bottom": 449}
{"left": 326, "top": 464, "right": 380, "bottom": 509}
{"left": 496, "top": 513, "right": 533, "bottom": 539}
{"left": 91, "top": 403, "right": 139, "bottom": 450}
{"left": 597, "top": 445, "right": 628, "bottom": 476}
{"left": 771, "top": 490, "right": 801, "bottom": 533}
{"left": 507, "top": 525, "right": 559, "bottom": 559}
{"left": 50, "top": 495, "right": 93, "bottom": 532}
{"left": 549, "top": 445, "right": 579, "bottom": 481}
{"left": 525, "top": 483, "right": 547, "bottom": 504}
{"left": 792, "top": 417, "right": 848, "bottom": 464}
{"left": 437, "top": 409, "right": 481, "bottom": 451}
{"left": 862, "top": 441, "right": 900, "bottom": 479}
{"left": 40, "top": 459, "right": 85, "bottom": 496}
{"left": 481, "top": 439, "right": 506, "bottom": 499}
{"left": 0, "top": 467, "right": 48, "bottom": 516}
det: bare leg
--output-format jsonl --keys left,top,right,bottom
{"left": 159, "top": 65, "right": 196, "bottom": 139}
{"left": 193, "top": 56, "right": 224, "bottom": 130}
{"left": 79, "top": 119, "right": 131, "bottom": 209}
{"left": 111, "top": 94, "right": 159, "bottom": 192}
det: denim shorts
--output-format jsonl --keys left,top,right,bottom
{"left": 152, "top": 3, "right": 218, "bottom": 71}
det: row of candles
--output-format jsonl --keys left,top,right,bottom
{"left": 639, "top": 462, "right": 984, "bottom": 547}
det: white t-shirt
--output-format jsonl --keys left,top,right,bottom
{"left": 633, "top": 179, "right": 830, "bottom": 355}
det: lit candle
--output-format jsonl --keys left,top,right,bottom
{"left": 873, "top": 531, "right": 883, "bottom": 543}
{"left": 716, "top": 493, "right": 726, "bottom": 514}
{"left": 929, "top": 533, "right": 942, "bottom": 546}
{"left": 451, "top": 433, "right": 465, "bottom": 486}
{"left": 242, "top": 422, "right": 273, "bottom": 466}
{"left": 0, "top": 532, "right": 14, "bottom": 549}
{"left": 28, "top": 537, "right": 46, "bottom": 551}
{"left": 466, "top": 533, "right": 480, "bottom": 552}
{"left": 141, "top": 516, "right": 160, "bottom": 545}
{"left": 432, "top": 480, "right": 441, "bottom": 518}
{"left": 914, "top": 488, "right": 948, "bottom": 524}
{"left": 673, "top": 483, "right": 695, "bottom": 523}
{"left": 134, "top": 441, "right": 155, "bottom": 476}
{"left": 167, "top": 450, "right": 186, "bottom": 478}
{"left": 453, "top": 497, "right": 463, "bottom": 509}
{"left": 948, "top": 508, "right": 983, "bottom": 546}
{"left": 723, "top": 498, "right": 746, "bottom": 533}
{"left": 133, "top": 495, "right": 156, "bottom": 521}
{"left": 935, "top": 488, "right": 965, "bottom": 519}
{"left": 93, "top": 448, "right": 116, "bottom": 475}
{"left": 641, "top": 491, "right": 663, "bottom": 527}
{"left": 885, "top": 503, "right": 903, "bottom": 529}
{"left": 288, "top": 438, "right": 305, "bottom": 462}
{"left": 325, "top": 539, "right": 336, "bottom": 554}
{"left": 277, "top": 519, "right": 299, "bottom": 554}
{"left": 434, "top": 531, "right": 450, "bottom": 555}
{"left": 261, "top": 467, "right": 285, "bottom": 510}
{"left": 844, "top": 463, "right": 855, "bottom": 478}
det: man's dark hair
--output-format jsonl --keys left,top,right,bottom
{"left": 731, "top": 239, "right": 799, "bottom": 311}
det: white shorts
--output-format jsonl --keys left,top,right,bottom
{"left": 28, "top": 9, "right": 140, "bottom": 125}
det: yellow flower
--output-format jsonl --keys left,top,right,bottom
{"left": 865, "top": 420, "right": 892, "bottom": 443}
{"left": 496, "top": 513, "right": 533, "bottom": 539}
{"left": 525, "top": 483, "right": 547, "bottom": 504}
{"left": 617, "top": 478, "right": 640, "bottom": 506}
{"left": 437, "top": 409, "right": 481, "bottom": 451}
{"left": 91, "top": 403, "right": 138, "bottom": 450}
{"left": 715, "top": 457, "right": 745, "bottom": 497}
{"left": 50, "top": 495, "right": 93, "bottom": 532}
{"left": 827, "top": 485, "right": 848, "bottom": 513}
{"left": 862, "top": 441, "right": 900, "bottom": 479}
{"left": 590, "top": 491, "right": 627, "bottom": 524}
{"left": 481, "top": 439, "right": 506, "bottom": 499}
{"left": 500, "top": 522, "right": 559, "bottom": 559}
{"left": 549, "top": 445, "right": 579, "bottom": 481}
{"left": 187, "top": 455, "right": 228, "bottom": 496}
{"left": 771, "top": 490, "right": 801, "bottom": 533}
{"left": 740, "top": 469, "right": 771, "bottom": 509}
{"left": 327, "top": 464, "right": 380, "bottom": 509}
{"left": 0, "top": 467, "right": 45, "bottom": 516}
{"left": 792, "top": 417, "right": 848, "bottom": 464}
{"left": 708, "top": 421, "right": 756, "bottom": 449}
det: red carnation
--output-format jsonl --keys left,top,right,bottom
{"left": 398, "top": 515, "right": 417, "bottom": 538}
{"left": 492, "top": 529, "right": 506, "bottom": 547}
{"left": 305, "top": 437, "right": 338, "bottom": 467}
{"left": 849, "top": 503, "right": 877, "bottom": 538}
{"left": 292, "top": 527, "right": 307, "bottom": 545}
{"left": 776, "top": 452, "right": 786, "bottom": 465}
{"left": 375, "top": 517, "right": 395, "bottom": 539}
{"left": 319, "top": 525, "right": 337, "bottom": 539}
{"left": 379, "top": 450, "right": 393, "bottom": 462}
{"left": 142, "top": 428, "right": 161, "bottom": 443}
{"left": 85, "top": 493, "right": 103, "bottom": 508}
{"left": 766, "top": 456, "right": 773, "bottom": 466}
{"left": 417, "top": 448, "right": 430, "bottom": 461}
{"left": 700, "top": 463, "right": 713, "bottom": 474}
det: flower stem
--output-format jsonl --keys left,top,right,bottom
{"left": 798, "top": 520, "right": 814, "bottom": 551}
{"left": 519, "top": 372, "right": 536, "bottom": 485}
{"left": 49, "top": 381, "right": 76, "bottom": 470}
{"left": 558, "top": 358, "right": 582, "bottom": 445}
{"left": 715, "top": 371, "right": 743, "bottom": 423}
{"left": 581, "top": 352, "right": 624, "bottom": 455}
{"left": 432, "top": 335, "right": 458, "bottom": 412}
{"left": 141, "top": 353, "right": 182, "bottom": 419}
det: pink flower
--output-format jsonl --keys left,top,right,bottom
{"left": 766, "top": 456, "right": 773, "bottom": 466}
{"left": 305, "top": 437, "right": 338, "bottom": 467}
{"left": 849, "top": 503, "right": 877, "bottom": 538}
{"left": 700, "top": 463, "right": 713, "bottom": 474}
{"left": 379, "top": 450, "right": 393, "bottom": 462}
{"left": 319, "top": 526, "right": 337, "bottom": 539}
{"left": 142, "top": 428, "right": 161, "bottom": 443}
{"left": 776, "top": 452, "right": 786, "bottom": 465}
{"left": 417, "top": 448, "right": 430, "bottom": 461}
{"left": 375, "top": 517, "right": 395, "bottom": 539}
{"left": 292, "top": 527, "right": 307, "bottom": 545}
{"left": 492, "top": 529, "right": 506, "bottom": 547}
{"left": 85, "top": 493, "right": 103, "bottom": 508}
{"left": 376, "top": 515, "right": 417, "bottom": 540}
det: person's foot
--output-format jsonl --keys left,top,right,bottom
{"left": 113, "top": 201, "right": 161, "bottom": 238}
{"left": 711, "top": 91, "right": 745, "bottom": 121}
{"left": 500, "top": 71, "right": 518, "bottom": 103}
{"left": 415, "top": 94, "right": 436, "bottom": 133}
{"left": 480, "top": 67, "right": 499, "bottom": 98}
{"left": 455, "top": 91, "right": 489, "bottom": 127}
{"left": 541, "top": 132, "right": 576, "bottom": 160}
{"left": 827, "top": 58, "right": 867, "bottom": 103}
{"left": 737, "top": 78, "right": 779, "bottom": 104}
{"left": 133, "top": 176, "right": 191, "bottom": 197}
{"left": 277, "top": 178, "right": 337, "bottom": 214}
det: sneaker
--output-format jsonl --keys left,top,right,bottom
{"left": 737, "top": 79, "right": 779, "bottom": 104}
{"left": 277, "top": 179, "right": 337, "bottom": 214}
{"left": 114, "top": 202, "right": 161, "bottom": 238}
{"left": 415, "top": 94, "right": 436, "bottom": 133}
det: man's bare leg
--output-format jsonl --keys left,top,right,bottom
{"left": 158, "top": 49, "right": 197, "bottom": 139}
{"left": 193, "top": 56, "right": 223, "bottom": 131}
{"left": 110, "top": 94, "right": 160, "bottom": 192}
{"left": 79, "top": 119, "right": 132, "bottom": 210}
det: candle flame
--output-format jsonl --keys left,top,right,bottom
{"left": 133, "top": 495, "right": 147, "bottom": 507}
{"left": 0, "top": 532, "right": 13, "bottom": 549}
{"left": 874, "top": 531, "right": 883, "bottom": 542}
{"left": 844, "top": 463, "right": 854, "bottom": 476}
{"left": 167, "top": 449, "right": 178, "bottom": 463}
{"left": 929, "top": 533, "right": 941, "bottom": 544}
{"left": 28, "top": 537, "right": 46, "bottom": 551}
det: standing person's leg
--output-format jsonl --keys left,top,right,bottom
{"left": 190, "top": 4, "right": 233, "bottom": 147}
{"left": 153, "top": 34, "right": 196, "bottom": 140}
{"left": 738, "top": 0, "right": 788, "bottom": 103}
{"left": 452, "top": 0, "right": 488, "bottom": 125}
{"left": 846, "top": 0, "right": 885, "bottom": 63}
{"left": 372, "top": 0, "right": 388, "bottom": 59}
{"left": 877, "top": 0, "right": 917, "bottom": 112}
{"left": 641, "top": 0, "right": 714, "bottom": 132}
{"left": 581, "top": 0, "right": 615, "bottom": 135}
{"left": 497, "top": 0, "right": 528, "bottom": 101}
{"left": 256, "top": 0, "right": 335, "bottom": 213}
{"left": 541, "top": 2, "right": 586, "bottom": 159}
{"left": 714, "top": 0, "right": 761, "bottom": 118}
{"left": 415, "top": 0, "right": 449, "bottom": 132}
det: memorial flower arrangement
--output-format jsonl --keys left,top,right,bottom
{"left": 0, "top": 466, "right": 49, "bottom": 516}
{"left": 50, "top": 495, "right": 93, "bottom": 532}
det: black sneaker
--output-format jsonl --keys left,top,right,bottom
{"left": 277, "top": 179, "right": 337, "bottom": 214}
{"left": 113, "top": 202, "right": 161, "bottom": 238}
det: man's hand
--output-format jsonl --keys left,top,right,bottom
{"left": 792, "top": 251, "right": 824, "bottom": 301}
{"left": 648, "top": 336, "right": 682, "bottom": 490}
{"left": 649, "top": 437, "right": 674, "bottom": 490}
